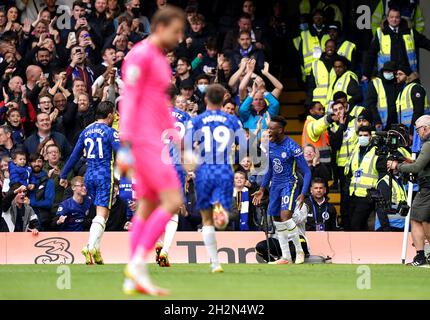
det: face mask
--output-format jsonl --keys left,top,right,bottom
{"left": 313, "top": 114, "right": 324, "bottom": 120}
{"left": 383, "top": 72, "right": 395, "bottom": 81}
{"left": 358, "top": 136, "right": 370, "bottom": 147}
{"left": 299, "top": 23, "right": 309, "bottom": 31}
{"left": 197, "top": 84, "right": 208, "bottom": 93}
{"left": 131, "top": 7, "right": 140, "bottom": 17}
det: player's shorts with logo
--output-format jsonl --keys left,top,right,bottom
{"left": 85, "top": 176, "right": 114, "bottom": 209}
{"left": 267, "top": 181, "right": 300, "bottom": 216}
{"left": 195, "top": 164, "right": 233, "bottom": 211}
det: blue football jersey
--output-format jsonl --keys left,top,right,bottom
{"left": 56, "top": 196, "right": 92, "bottom": 231}
{"left": 169, "top": 107, "right": 191, "bottom": 165}
{"left": 262, "top": 137, "right": 307, "bottom": 188}
{"left": 61, "top": 122, "right": 120, "bottom": 180}
{"left": 119, "top": 176, "right": 133, "bottom": 219}
{"left": 187, "top": 109, "right": 243, "bottom": 166}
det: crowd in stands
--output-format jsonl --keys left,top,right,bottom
{"left": 0, "top": 0, "right": 429, "bottom": 233}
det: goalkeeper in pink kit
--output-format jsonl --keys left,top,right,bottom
{"left": 118, "top": 6, "right": 186, "bottom": 296}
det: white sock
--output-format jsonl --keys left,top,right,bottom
{"left": 285, "top": 218, "right": 303, "bottom": 254}
{"left": 88, "top": 216, "right": 106, "bottom": 251}
{"left": 128, "top": 247, "right": 155, "bottom": 290}
{"left": 162, "top": 214, "right": 178, "bottom": 254}
{"left": 273, "top": 220, "right": 292, "bottom": 261}
{"left": 202, "top": 225, "right": 220, "bottom": 268}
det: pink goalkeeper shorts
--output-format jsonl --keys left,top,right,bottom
{"left": 131, "top": 141, "right": 180, "bottom": 201}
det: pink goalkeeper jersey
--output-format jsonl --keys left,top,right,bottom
{"left": 120, "top": 39, "right": 174, "bottom": 145}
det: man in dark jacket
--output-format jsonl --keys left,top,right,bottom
{"left": 0, "top": 125, "right": 25, "bottom": 159}
{"left": 230, "top": 30, "right": 265, "bottom": 73}
{"left": 304, "top": 178, "right": 337, "bottom": 231}
{"left": 223, "top": 13, "right": 268, "bottom": 57}
{"left": 63, "top": 92, "right": 95, "bottom": 145}
{"left": 24, "top": 113, "right": 72, "bottom": 159}
{"left": 365, "top": 61, "right": 402, "bottom": 130}
{"left": 363, "top": 7, "right": 430, "bottom": 81}
{"left": 28, "top": 153, "right": 55, "bottom": 231}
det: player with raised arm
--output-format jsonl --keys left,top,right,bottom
{"left": 155, "top": 88, "right": 192, "bottom": 268}
{"left": 252, "top": 116, "right": 311, "bottom": 264}
{"left": 188, "top": 84, "right": 246, "bottom": 273}
{"left": 118, "top": 6, "right": 186, "bottom": 296}
{"left": 60, "top": 101, "right": 120, "bottom": 264}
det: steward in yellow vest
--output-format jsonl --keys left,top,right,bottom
{"left": 364, "top": 61, "right": 401, "bottom": 130}
{"left": 321, "top": 22, "right": 357, "bottom": 69}
{"left": 395, "top": 66, "right": 430, "bottom": 134}
{"left": 371, "top": 0, "right": 425, "bottom": 35}
{"left": 326, "top": 56, "right": 362, "bottom": 111}
{"left": 305, "top": 39, "right": 337, "bottom": 108}
{"left": 375, "top": 173, "right": 408, "bottom": 231}
{"left": 363, "top": 9, "right": 430, "bottom": 80}
{"left": 293, "top": 10, "right": 330, "bottom": 82}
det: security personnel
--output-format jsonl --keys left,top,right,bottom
{"left": 306, "top": 39, "right": 338, "bottom": 108}
{"left": 302, "top": 101, "right": 332, "bottom": 164}
{"left": 371, "top": 0, "right": 425, "bottom": 35}
{"left": 365, "top": 61, "right": 402, "bottom": 130}
{"left": 344, "top": 126, "right": 379, "bottom": 231}
{"left": 375, "top": 173, "right": 408, "bottom": 231}
{"left": 321, "top": 22, "right": 357, "bottom": 69}
{"left": 363, "top": 7, "right": 430, "bottom": 81}
{"left": 396, "top": 65, "right": 430, "bottom": 135}
{"left": 293, "top": 10, "right": 330, "bottom": 82}
{"left": 330, "top": 100, "right": 371, "bottom": 229}
{"left": 326, "top": 56, "right": 362, "bottom": 111}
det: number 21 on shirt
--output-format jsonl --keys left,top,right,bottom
{"left": 84, "top": 137, "right": 104, "bottom": 159}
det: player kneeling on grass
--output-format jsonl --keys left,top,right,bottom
{"left": 253, "top": 116, "right": 311, "bottom": 264}
{"left": 187, "top": 83, "right": 246, "bottom": 273}
{"left": 255, "top": 202, "right": 331, "bottom": 264}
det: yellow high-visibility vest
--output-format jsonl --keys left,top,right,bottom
{"left": 376, "top": 27, "right": 417, "bottom": 72}
{"left": 326, "top": 70, "right": 358, "bottom": 112}
{"left": 371, "top": 77, "right": 388, "bottom": 128}
{"left": 396, "top": 82, "right": 430, "bottom": 128}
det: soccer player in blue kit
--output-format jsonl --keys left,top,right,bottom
{"left": 155, "top": 92, "right": 191, "bottom": 267}
{"left": 60, "top": 101, "right": 120, "bottom": 264}
{"left": 187, "top": 84, "right": 246, "bottom": 273}
{"left": 253, "top": 116, "right": 311, "bottom": 264}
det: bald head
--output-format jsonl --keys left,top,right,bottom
{"left": 26, "top": 65, "right": 43, "bottom": 82}
{"left": 416, "top": 115, "right": 430, "bottom": 128}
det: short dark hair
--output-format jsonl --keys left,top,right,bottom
{"left": 178, "top": 57, "right": 191, "bottom": 66}
{"left": 311, "top": 177, "right": 326, "bottom": 186}
{"left": 333, "top": 91, "right": 347, "bottom": 101}
{"left": 29, "top": 153, "right": 44, "bottom": 163}
{"left": 357, "top": 125, "right": 373, "bottom": 135}
{"left": 151, "top": 5, "right": 186, "bottom": 31}
{"left": 205, "top": 84, "right": 226, "bottom": 106}
{"left": 72, "top": 1, "right": 85, "bottom": 9}
{"left": 331, "top": 100, "right": 344, "bottom": 109}
{"left": 36, "top": 47, "right": 50, "bottom": 55}
{"left": 309, "top": 101, "right": 322, "bottom": 109}
{"left": 239, "top": 13, "right": 252, "bottom": 21}
{"left": 333, "top": 56, "right": 349, "bottom": 68}
{"left": 195, "top": 74, "right": 210, "bottom": 83}
{"left": 168, "top": 85, "right": 179, "bottom": 102}
{"left": 12, "top": 150, "right": 26, "bottom": 160}
{"left": 270, "top": 116, "right": 287, "bottom": 129}
{"left": 205, "top": 37, "right": 218, "bottom": 50}
{"left": 95, "top": 101, "right": 115, "bottom": 120}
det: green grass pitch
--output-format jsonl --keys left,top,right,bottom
{"left": 0, "top": 264, "right": 429, "bottom": 300}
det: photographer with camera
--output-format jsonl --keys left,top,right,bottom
{"left": 388, "top": 115, "right": 430, "bottom": 266}
{"left": 374, "top": 169, "right": 408, "bottom": 232}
